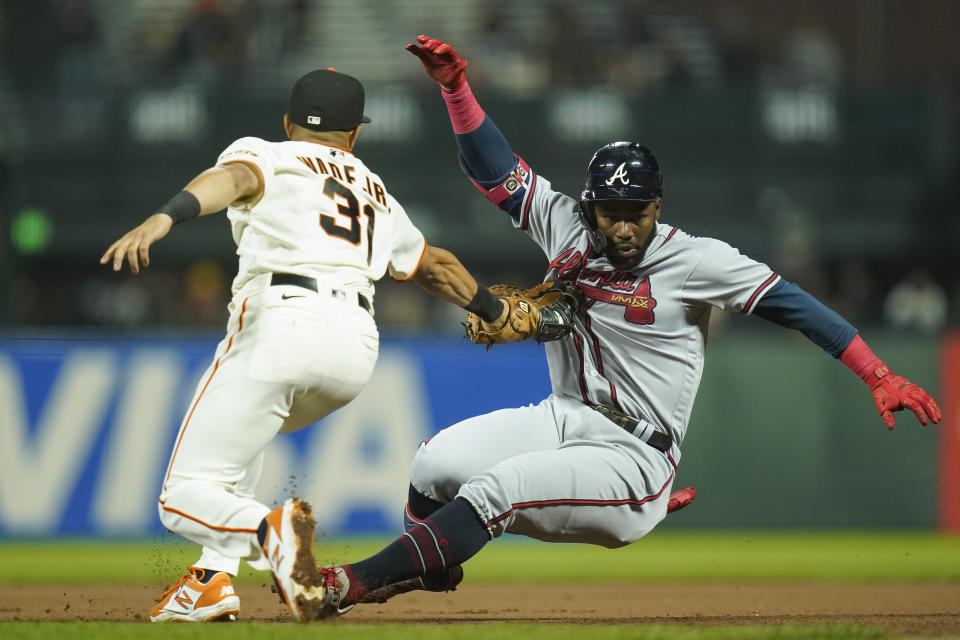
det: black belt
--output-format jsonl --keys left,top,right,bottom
{"left": 590, "top": 404, "right": 673, "bottom": 453}
{"left": 270, "top": 272, "right": 371, "bottom": 312}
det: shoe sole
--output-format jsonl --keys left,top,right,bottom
{"left": 289, "top": 501, "right": 333, "bottom": 620}
{"left": 150, "top": 596, "right": 240, "bottom": 623}
{"left": 205, "top": 608, "right": 240, "bottom": 622}
{"left": 270, "top": 499, "right": 337, "bottom": 621}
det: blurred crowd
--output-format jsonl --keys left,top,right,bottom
{"left": 1, "top": 0, "right": 959, "bottom": 335}
{"left": 3, "top": 0, "right": 958, "bottom": 131}
{"left": 0, "top": 0, "right": 871, "bottom": 107}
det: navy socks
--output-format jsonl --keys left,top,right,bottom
{"left": 346, "top": 497, "right": 489, "bottom": 593}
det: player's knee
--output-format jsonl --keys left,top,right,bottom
{"left": 156, "top": 499, "right": 168, "bottom": 528}
{"left": 409, "top": 444, "right": 466, "bottom": 502}
{"left": 156, "top": 481, "right": 196, "bottom": 535}
{"left": 158, "top": 497, "right": 181, "bottom": 534}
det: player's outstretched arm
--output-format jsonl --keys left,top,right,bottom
{"left": 412, "top": 246, "right": 582, "bottom": 347}
{"left": 100, "top": 162, "right": 261, "bottom": 273}
{"left": 405, "top": 34, "right": 521, "bottom": 208}
{"left": 412, "top": 244, "right": 507, "bottom": 324}
{"left": 752, "top": 279, "right": 941, "bottom": 429}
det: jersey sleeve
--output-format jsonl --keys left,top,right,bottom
{"left": 500, "top": 166, "right": 584, "bottom": 259}
{"left": 385, "top": 196, "right": 427, "bottom": 281}
{"left": 682, "top": 238, "right": 781, "bottom": 314}
{"left": 216, "top": 136, "right": 274, "bottom": 210}
{"left": 753, "top": 279, "right": 858, "bottom": 356}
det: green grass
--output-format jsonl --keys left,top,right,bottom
{"left": 3, "top": 533, "right": 955, "bottom": 639}
{"left": 1, "top": 530, "right": 959, "bottom": 585}
{"left": 0, "top": 622, "right": 894, "bottom": 640}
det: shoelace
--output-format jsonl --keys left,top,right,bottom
{"left": 319, "top": 565, "right": 349, "bottom": 609}
{"left": 320, "top": 567, "right": 339, "bottom": 591}
{"left": 155, "top": 574, "right": 191, "bottom": 603}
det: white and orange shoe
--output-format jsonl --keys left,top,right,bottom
{"left": 150, "top": 567, "right": 240, "bottom": 622}
{"left": 261, "top": 498, "right": 328, "bottom": 621}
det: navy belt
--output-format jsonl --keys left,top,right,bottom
{"left": 590, "top": 404, "right": 673, "bottom": 452}
{"left": 270, "top": 272, "right": 371, "bottom": 312}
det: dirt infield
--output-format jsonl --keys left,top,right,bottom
{"left": 2, "top": 582, "right": 959, "bottom": 635}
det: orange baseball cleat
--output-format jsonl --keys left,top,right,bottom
{"left": 150, "top": 566, "right": 239, "bottom": 622}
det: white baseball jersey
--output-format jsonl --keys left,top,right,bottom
{"left": 411, "top": 159, "right": 779, "bottom": 546}
{"left": 158, "top": 136, "right": 427, "bottom": 577}
{"left": 217, "top": 136, "right": 426, "bottom": 304}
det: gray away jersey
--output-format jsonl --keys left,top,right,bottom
{"left": 507, "top": 167, "right": 779, "bottom": 447}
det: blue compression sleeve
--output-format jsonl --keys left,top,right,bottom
{"left": 454, "top": 116, "right": 516, "bottom": 187}
{"left": 752, "top": 280, "right": 858, "bottom": 357}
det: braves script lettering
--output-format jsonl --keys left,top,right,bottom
{"left": 547, "top": 248, "right": 586, "bottom": 280}
{"left": 576, "top": 270, "right": 656, "bottom": 324}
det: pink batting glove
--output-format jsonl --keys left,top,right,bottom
{"left": 866, "top": 364, "right": 942, "bottom": 429}
{"left": 405, "top": 34, "right": 468, "bottom": 91}
{"left": 667, "top": 487, "right": 696, "bottom": 514}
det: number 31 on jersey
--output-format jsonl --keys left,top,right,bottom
{"left": 320, "top": 176, "right": 376, "bottom": 265}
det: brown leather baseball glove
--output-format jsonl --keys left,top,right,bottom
{"left": 465, "top": 281, "right": 583, "bottom": 348}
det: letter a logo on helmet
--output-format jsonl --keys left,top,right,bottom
{"left": 579, "top": 141, "right": 664, "bottom": 257}
{"left": 605, "top": 162, "right": 630, "bottom": 186}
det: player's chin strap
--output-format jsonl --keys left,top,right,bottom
{"left": 461, "top": 154, "right": 532, "bottom": 206}
{"left": 579, "top": 206, "right": 607, "bottom": 258}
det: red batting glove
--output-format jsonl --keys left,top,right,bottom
{"left": 667, "top": 487, "right": 696, "bottom": 514}
{"left": 866, "top": 364, "right": 942, "bottom": 430}
{"left": 405, "top": 34, "right": 468, "bottom": 91}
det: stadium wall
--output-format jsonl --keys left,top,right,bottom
{"left": 0, "top": 333, "right": 944, "bottom": 537}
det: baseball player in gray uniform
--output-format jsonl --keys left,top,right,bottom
{"left": 282, "top": 37, "right": 943, "bottom": 620}
{"left": 101, "top": 68, "right": 509, "bottom": 622}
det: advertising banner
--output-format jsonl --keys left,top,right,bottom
{"left": 0, "top": 335, "right": 549, "bottom": 537}
{"left": 0, "top": 333, "right": 942, "bottom": 536}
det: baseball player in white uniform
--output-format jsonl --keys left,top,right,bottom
{"left": 274, "top": 37, "right": 942, "bottom": 620}
{"left": 101, "top": 69, "right": 508, "bottom": 622}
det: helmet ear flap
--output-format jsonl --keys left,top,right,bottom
{"left": 578, "top": 201, "right": 606, "bottom": 257}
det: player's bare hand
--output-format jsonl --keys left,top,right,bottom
{"left": 405, "top": 34, "right": 468, "bottom": 90}
{"left": 867, "top": 365, "right": 942, "bottom": 429}
{"left": 100, "top": 213, "right": 174, "bottom": 273}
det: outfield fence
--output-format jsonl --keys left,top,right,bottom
{"left": 0, "top": 331, "right": 949, "bottom": 537}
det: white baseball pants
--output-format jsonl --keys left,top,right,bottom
{"left": 409, "top": 394, "right": 677, "bottom": 548}
{"left": 157, "top": 275, "right": 378, "bottom": 574}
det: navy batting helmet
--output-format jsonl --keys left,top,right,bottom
{"left": 579, "top": 142, "right": 662, "bottom": 254}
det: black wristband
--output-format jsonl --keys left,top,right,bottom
{"left": 157, "top": 190, "right": 201, "bottom": 225}
{"left": 465, "top": 286, "right": 503, "bottom": 322}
